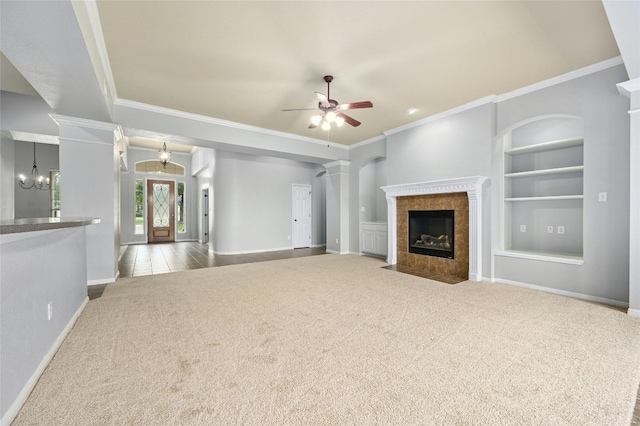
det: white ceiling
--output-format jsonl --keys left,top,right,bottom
{"left": 1, "top": 1, "right": 622, "bottom": 147}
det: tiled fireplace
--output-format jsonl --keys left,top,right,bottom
{"left": 381, "top": 176, "right": 487, "bottom": 281}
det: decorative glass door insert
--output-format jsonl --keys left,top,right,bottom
{"left": 147, "top": 180, "right": 175, "bottom": 243}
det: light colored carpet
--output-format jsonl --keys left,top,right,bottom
{"left": 13, "top": 254, "right": 640, "bottom": 425}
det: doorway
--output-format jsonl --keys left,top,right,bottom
{"left": 292, "top": 184, "right": 312, "bottom": 248}
{"left": 147, "top": 180, "right": 175, "bottom": 243}
{"left": 201, "top": 188, "right": 209, "bottom": 244}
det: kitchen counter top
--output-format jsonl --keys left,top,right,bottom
{"left": 0, "top": 217, "right": 100, "bottom": 235}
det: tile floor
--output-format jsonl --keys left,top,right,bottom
{"left": 88, "top": 242, "right": 326, "bottom": 300}
{"left": 118, "top": 242, "right": 327, "bottom": 278}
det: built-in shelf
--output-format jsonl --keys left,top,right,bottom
{"left": 505, "top": 195, "right": 584, "bottom": 202}
{"left": 504, "top": 137, "right": 583, "bottom": 156}
{"left": 493, "top": 250, "right": 583, "bottom": 265}
{"left": 499, "top": 117, "right": 584, "bottom": 260}
{"left": 504, "top": 165, "right": 584, "bottom": 179}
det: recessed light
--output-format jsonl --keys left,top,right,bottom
{"left": 406, "top": 108, "right": 417, "bottom": 115}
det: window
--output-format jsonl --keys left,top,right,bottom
{"left": 50, "top": 170, "right": 60, "bottom": 218}
{"left": 177, "top": 182, "right": 185, "bottom": 233}
{"left": 134, "top": 160, "right": 185, "bottom": 176}
{"left": 135, "top": 179, "right": 144, "bottom": 235}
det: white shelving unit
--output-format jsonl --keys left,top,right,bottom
{"left": 499, "top": 117, "right": 584, "bottom": 261}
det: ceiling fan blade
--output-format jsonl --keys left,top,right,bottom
{"left": 338, "top": 101, "right": 373, "bottom": 110}
{"left": 281, "top": 108, "right": 317, "bottom": 112}
{"left": 337, "top": 112, "right": 361, "bottom": 127}
{"left": 315, "top": 92, "right": 331, "bottom": 108}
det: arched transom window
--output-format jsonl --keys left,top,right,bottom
{"left": 135, "top": 160, "right": 185, "bottom": 176}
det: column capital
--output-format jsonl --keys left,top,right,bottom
{"left": 617, "top": 78, "right": 640, "bottom": 98}
{"left": 323, "top": 160, "right": 351, "bottom": 174}
{"left": 50, "top": 114, "right": 123, "bottom": 144}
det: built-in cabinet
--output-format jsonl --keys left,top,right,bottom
{"left": 497, "top": 116, "right": 584, "bottom": 263}
{"left": 361, "top": 222, "right": 387, "bottom": 257}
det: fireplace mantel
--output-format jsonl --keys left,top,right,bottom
{"left": 381, "top": 176, "right": 487, "bottom": 281}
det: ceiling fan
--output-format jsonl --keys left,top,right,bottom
{"left": 282, "top": 75, "right": 373, "bottom": 130}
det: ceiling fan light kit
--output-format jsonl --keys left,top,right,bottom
{"left": 282, "top": 75, "right": 373, "bottom": 131}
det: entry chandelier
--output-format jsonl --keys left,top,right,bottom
{"left": 18, "top": 142, "right": 49, "bottom": 191}
{"left": 158, "top": 142, "right": 171, "bottom": 168}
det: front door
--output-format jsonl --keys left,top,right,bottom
{"left": 292, "top": 184, "right": 312, "bottom": 248}
{"left": 147, "top": 180, "right": 175, "bottom": 243}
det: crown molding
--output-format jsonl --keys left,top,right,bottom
{"left": 49, "top": 114, "right": 121, "bottom": 132}
{"left": 71, "top": 0, "right": 118, "bottom": 118}
{"left": 378, "top": 57, "right": 624, "bottom": 142}
{"left": 348, "top": 134, "right": 386, "bottom": 150}
{"left": 6, "top": 131, "right": 59, "bottom": 145}
{"left": 114, "top": 99, "right": 349, "bottom": 151}
{"left": 383, "top": 95, "right": 498, "bottom": 137}
{"left": 497, "top": 56, "right": 624, "bottom": 102}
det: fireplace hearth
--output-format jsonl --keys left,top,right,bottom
{"left": 409, "top": 210, "right": 454, "bottom": 259}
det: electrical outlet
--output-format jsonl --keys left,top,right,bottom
{"left": 287, "top": 236, "right": 291, "bottom": 240}
{"left": 336, "top": 238, "right": 339, "bottom": 244}
{"left": 557, "top": 226, "right": 565, "bottom": 235}
{"left": 47, "top": 302, "right": 53, "bottom": 321}
{"left": 520, "top": 225, "right": 526, "bottom": 232}
{"left": 599, "top": 192, "right": 607, "bottom": 202}
{"left": 361, "top": 206, "right": 365, "bottom": 212}
{"left": 547, "top": 226, "right": 554, "bottom": 233}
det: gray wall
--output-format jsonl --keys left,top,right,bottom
{"left": 191, "top": 146, "right": 215, "bottom": 248}
{"left": 213, "top": 150, "right": 326, "bottom": 254}
{"left": 378, "top": 64, "right": 630, "bottom": 303}
{"left": 13, "top": 141, "right": 59, "bottom": 219}
{"left": 1, "top": 227, "right": 88, "bottom": 421}
{"left": 348, "top": 138, "right": 387, "bottom": 254}
{"left": 359, "top": 157, "right": 387, "bottom": 223}
{"left": 385, "top": 103, "right": 495, "bottom": 276}
{"left": 494, "top": 64, "right": 630, "bottom": 302}
{"left": 120, "top": 147, "right": 199, "bottom": 244}
{"left": 0, "top": 91, "right": 59, "bottom": 137}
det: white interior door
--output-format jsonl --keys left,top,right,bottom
{"left": 201, "top": 188, "right": 209, "bottom": 244}
{"left": 292, "top": 184, "right": 312, "bottom": 248}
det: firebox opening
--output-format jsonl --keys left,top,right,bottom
{"left": 408, "top": 210, "right": 454, "bottom": 259}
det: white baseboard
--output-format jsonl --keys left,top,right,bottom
{"left": 360, "top": 251, "right": 387, "bottom": 259}
{"left": 628, "top": 308, "right": 640, "bottom": 317}
{"left": 1, "top": 297, "right": 89, "bottom": 426}
{"left": 493, "top": 277, "right": 628, "bottom": 309}
{"left": 213, "top": 246, "right": 293, "bottom": 255}
{"left": 326, "top": 249, "right": 354, "bottom": 255}
{"left": 87, "top": 275, "right": 117, "bottom": 286}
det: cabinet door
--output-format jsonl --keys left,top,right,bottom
{"left": 375, "top": 230, "right": 388, "bottom": 255}
{"left": 362, "top": 229, "right": 376, "bottom": 254}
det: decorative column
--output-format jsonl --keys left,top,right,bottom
{"left": 323, "top": 160, "right": 350, "bottom": 254}
{"left": 385, "top": 195, "right": 397, "bottom": 265}
{"left": 51, "top": 115, "right": 123, "bottom": 284}
{"left": 618, "top": 79, "right": 640, "bottom": 316}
